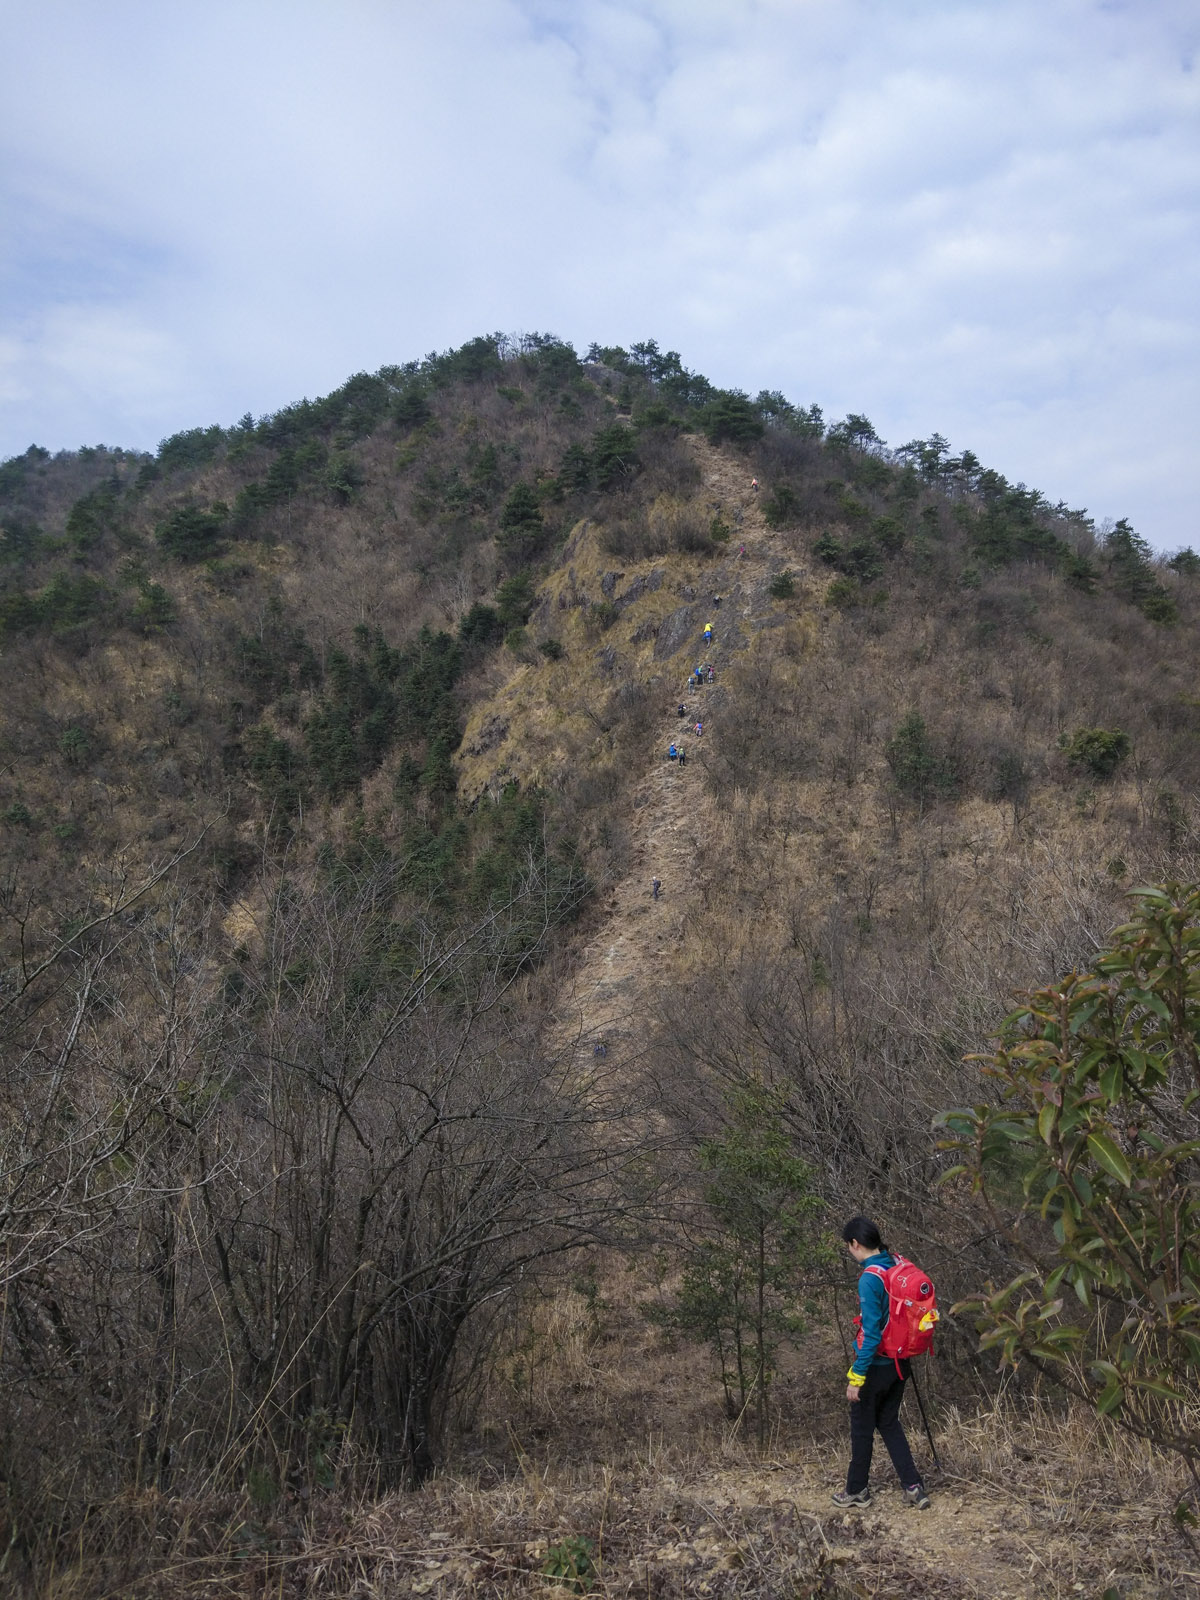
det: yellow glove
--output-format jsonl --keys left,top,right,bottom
{"left": 846, "top": 1368, "right": 866, "bottom": 1387}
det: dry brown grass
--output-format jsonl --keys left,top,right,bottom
{"left": 8, "top": 396, "right": 1200, "bottom": 1600}
{"left": 35, "top": 1267, "right": 1193, "bottom": 1599}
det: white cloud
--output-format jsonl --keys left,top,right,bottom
{"left": 0, "top": 0, "right": 1196, "bottom": 545}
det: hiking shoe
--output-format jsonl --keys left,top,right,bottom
{"left": 903, "top": 1483, "right": 930, "bottom": 1510}
{"left": 831, "top": 1488, "right": 871, "bottom": 1508}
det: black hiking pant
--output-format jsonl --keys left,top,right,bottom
{"left": 846, "top": 1362, "right": 920, "bottom": 1493}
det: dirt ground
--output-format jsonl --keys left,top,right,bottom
{"left": 356, "top": 1271, "right": 1196, "bottom": 1600}
{"left": 140, "top": 1265, "right": 1197, "bottom": 1600}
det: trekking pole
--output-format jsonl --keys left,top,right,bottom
{"left": 907, "top": 1366, "right": 942, "bottom": 1474}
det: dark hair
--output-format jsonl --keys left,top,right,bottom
{"left": 842, "top": 1215, "right": 885, "bottom": 1251}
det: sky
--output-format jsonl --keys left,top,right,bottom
{"left": 1, "top": 0, "right": 1197, "bottom": 547}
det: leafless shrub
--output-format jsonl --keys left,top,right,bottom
{"left": 0, "top": 849, "right": 665, "bottom": 1587}
{"left": 636, "top": 428, "right": 702, "bottom": 497}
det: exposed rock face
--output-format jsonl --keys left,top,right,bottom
{"left": 714, "top": 622, "right": 747, "bottom": 650}
{"left": 464, "top": 715, "right": 509, "bottom": 756}
{"left": 654, "top": 605, "right": 697, "bottom": 660}
{"left": 616, "top": 569, "right": 664, "bottom": 611}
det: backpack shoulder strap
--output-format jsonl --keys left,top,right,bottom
{"left": 862, "top": 1263, "right": 888, "bottom": 1282}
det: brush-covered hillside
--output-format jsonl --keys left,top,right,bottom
{"left": 2, "top": 334, "right": 1199, "bottom": 1597}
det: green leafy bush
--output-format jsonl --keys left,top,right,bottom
{"left": 246, "top": 726, "right": 308, "bottom": 826}
{"left": 497, "top": 481, "right": 546, "bottom": 563}
{"left": 156, "top": 503, "right": 228, "bottom": 562}
{"left": 762, "top": 485, "right": 800, "bottom": 528}
{"left": 700, "top": 390, "right": 764, "bottom": 445}
{"left": 647, "top": 1084, "right": 827, "bottom": 1447}
{"left": 0, "top": 515, "right": 46, "bottom": 565}
{"left": 393, "top": 387, "right": 431, "bottom": 430}
{"left": 459, "top": 603, "right": 504, "bottom": 649}
{"left": 131, "top": 580, "right": 175, "bottom": 632}
{"left": 66, "top": 478, "right": 123, "bottom": 552}
{"left": 885, "top": 712, "right": 960, "bottom": 803}
{"left": 0, "top": 444, "right": 49, "bottom": 500}
{"left": 814, "top": 529, "right": 885, "bottom": 584}
{"left": 591, "top": 422, "right": 639, "bottom": 491}
{"left": 842, "top": 538, "right": 883, "bottom": 582}
{"left": 1060, "top": 727, "right": 1131, "bottom": 781}
{"left": 872, "top": 514, "right": 906, "bottom": 555}
{"left": 1104, "top": 519, "right": 1176, "bottom": 622}
{"left": 59, "top": 726, "right": 90, "bottom": 766}
{"left": 541, "top": 1535, "right": 596, "bottom": 1593}
{"left": 325, "top": 452, "right": 363, "bottom": 504}
{"left": 235, "top": 609, "right": 321, "bottom": 706}
{"left": 158, "top": 425, "right": 224, "bottom": 473}
{"left": 304, "top": 627, "right": 463, "bottom": 799}
{"left": 0, "top": 572, "right": 113, "bottom": 637}
{"left": 936, "top": 885, "right": 1200, "bottom": 1469}
{"left": 495, "top": 572, "right": 535, "bottom": 631}
{"left": 825, "top": 576, "right": 860, "bottom": 610}
{"left": 426, "top": 333, "right": 505, "bottom": 387}
{"left": 523, "top": 334, "right": 582, "bottom": 394}
{"left": 556, "top": 442, "right": 592, "bottom": 494}
{"left": 768, "top": 569, "right": 796, "bottom": 599}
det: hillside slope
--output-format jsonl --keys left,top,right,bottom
{"left": 2, "top": 335, "right": 1199, "bottom": 1595}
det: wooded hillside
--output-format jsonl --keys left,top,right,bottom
{"left": 2, "top": 334, "right": 1197, "bottom": 1596}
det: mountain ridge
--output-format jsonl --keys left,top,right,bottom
{"left": 1, "top": 334, "right": 1198, "bottom": 1594}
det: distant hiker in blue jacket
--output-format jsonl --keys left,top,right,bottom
{"left": 832, "top": 1215, "right": 930, "bottom": 1511}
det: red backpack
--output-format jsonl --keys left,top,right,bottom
{"left": 854, "top": 1255, "right": 938, "bottom": 1375}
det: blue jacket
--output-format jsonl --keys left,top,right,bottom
{"left": 850, "top": 1251, "right": 895, "bottom": 1380}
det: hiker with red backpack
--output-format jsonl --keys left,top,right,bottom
{"left": 832, "top": 1215, "right": 935, "bottom": 1511}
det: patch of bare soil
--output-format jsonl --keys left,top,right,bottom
{"left": 200, "top": 1440, "right": 1190, "bottom": 1599}
{"left": 355, "top": 1270, "right": 1193, "bottom": 1600}
{"left": 552, "top": 439, "right": 807, "bottom": 1050}
{"left": 124, "top": 1266, "right": 1193, "bottom": 1598}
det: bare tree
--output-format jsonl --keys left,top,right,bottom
{"left": 0, "top": 839, "right": 663, "bottom": 1591}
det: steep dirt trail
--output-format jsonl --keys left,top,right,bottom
{"left": 554, "top": 437, "right": 802, "bottom": 1053}
{"left": 526, "top": 450, "right": 1185, "bottom": 1599}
